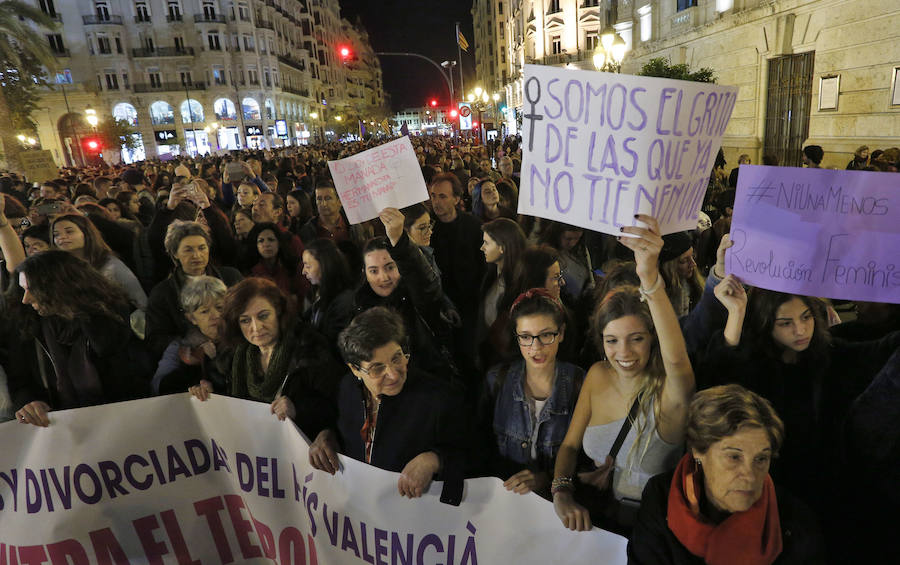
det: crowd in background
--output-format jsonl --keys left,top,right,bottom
{"left": 1, "top": 135, "right": 899, "bottom": 564}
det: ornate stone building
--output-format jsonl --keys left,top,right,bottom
{"left": 24, "top": 0, "right": 385, "bottom": 164}
{"left": 476, "top": 0, "right": 900, "bottom": 167}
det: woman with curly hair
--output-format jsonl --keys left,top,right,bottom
{"left": 12, "top": 251, "right": 151, "bottom": 426}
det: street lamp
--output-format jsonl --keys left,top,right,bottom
{"left": 85, "top": 106, "right": 99, "bottom": 128}
{"left": 593, "top": 25, "right": 627, "bottom": 73}
{"left": 467, "top": 86, "right": 500, "bottom": 145}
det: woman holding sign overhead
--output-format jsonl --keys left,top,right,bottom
{"left": 698, "top": 285, "right": 900, "bottom": 525}
{"left": 551, "top": 215, "right": 695, "bottom": 535}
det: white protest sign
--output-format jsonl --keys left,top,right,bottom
{"left": 519, "top": 64, "right": 738, "bottom": 235}
{"left": 0, "top": 394, "right": 628, "bottom": 564}
{"left": 327, "top": 136, "right": 429, "bottom": 224}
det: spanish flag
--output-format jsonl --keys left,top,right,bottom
{"left": 457, "top": 30, "right": 469, "bottom": 52}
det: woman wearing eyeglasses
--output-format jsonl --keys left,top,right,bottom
{"left": 308, "top": 307, "right": 466, "bottom": 503}
{"left": 477, "top": 289, "right": 585, "bottom": 499}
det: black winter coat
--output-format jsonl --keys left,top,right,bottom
{"left": 628, "top": 471, "right": 826, "bottom": 565}
{"left": 334, "top": 369, "right": 466, "bottom": 505}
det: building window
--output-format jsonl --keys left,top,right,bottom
{"left": 547, "top": 0, "right": 560, "bottom": 14}
{"left": 202, "top": 1, "right": 216, "bottom": 19}
{"left": 115, "top": 36, "right": 122, "bottom": 53}
{"left": 243, "top": 34, "right": 254, "bottom": 51}
{"left": 212, "top": 68, "right": 226, "bottom": 85}
{"left": 95, "top": 2, "right": 111, "bottom": 21}
{"left": 639, "top": 5, "right": 652, "bottom": 42}
{"left": 174, "top": 36, "right": 185, "bottom": 52}
{"left": 97, "top": 36, "right": 112, "bottom": 54}
{"left": 238, "top": 2, "right": 250, "bottom": 21}
{"left": 122, "top": 73, "right": 129, "bottom": 89}
{"left": 39, "top": 0, "right": 57, "bottom": 17}
{"left": 180, "top": 71, "right": 192, "bottom": 86}
{"left": 47, "top": 34, "right": 65, "bottom": 53}
{"left": 207, "top": 33, "right": 221, "bottom": 50}
{"left": 149, "top": 72, "right": 162, "bottom": 87}
{"left": 105, "top": 73, "right": 119, "bottom": 90}
{"left": 498, "top": 2, "right": 503, "bottom": 14}
{"left": 167, "top": 1, "right": 181, "bottom": 20}
{"left": 583, "top": 0, "right": 599, "bottom": 6}
{"left": 248, "top": 68, "right": 259, "bottom": 85}
{"left": 135, "top": 2, "right": 151, "bottom": 22}
{"left": 551, "top": 35, "right": 561, "bottom": 55}
{"left": 143, "top": 36, "right": 155, "bottom": 51}
{"left": 676, "top": 0, "right": 698, "bottom": 11}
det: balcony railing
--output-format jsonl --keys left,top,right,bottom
{"left": 166, "top": 13, "right": 184, "bottom": 22}
{"left": 257, "top": 19, "right": 274, "bottom": 30}
{"left": 133, "top": 81, "right": 207, "bottom": 93}
{"left": 131, "top": 46, "right": 195, "bottom": 57}
{"left": 277, "top": 54, "right": 306, "bottom": 72}
{"left": 82, "top": 14, "right": 123, "bottom": 25}
{"left": 134, "top": 15, "right": 152, "bottom": 23}
{"left": 194, "top": 13, "right": 226, "bottom": 23}
{"left": 51, "top": 48, "right": 70, "bottom": 57}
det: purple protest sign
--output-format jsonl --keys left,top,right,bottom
{"left": 727, "top": 165, "right": 900, "bottom": 303}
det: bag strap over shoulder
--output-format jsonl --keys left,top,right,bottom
{"left": 608, "top": 394, "right": 642, "bottom": 461}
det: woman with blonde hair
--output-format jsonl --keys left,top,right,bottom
{"left": 552, "top": 215, "right": 694, "bottom": 534}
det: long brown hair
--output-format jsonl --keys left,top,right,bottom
{"left": 49, "top": 214, "right": 112, "bottom": 269}
{"left": 745, "top": 289, "right": 831, "bottom": 361}
{"left": 592, "top": 286, "right": 665, "bottom": 464}
{"left": 18, "top": 250, "right": 130, "bottom": 321}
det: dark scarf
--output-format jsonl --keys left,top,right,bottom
{"left": 231, "top": 339, "right": 291, "bottom": 402}
{"left": 41, "top": 316, "right": 104, "bottom": 409}
{"left": 667, "top": 454, "right": 782, "bottom": 565}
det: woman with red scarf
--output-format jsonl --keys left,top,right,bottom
{"left": 628, "top": 384, "right": 825, "bottom": 564}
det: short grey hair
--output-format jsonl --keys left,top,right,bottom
{"left": 180, "top": 276, "right": 226, "bottom": 314}
{"left": 164, "top": 220, "right": 211, "bottom": 258}
{"left": 338, "top": 307, "right": 406, "bottom": 367}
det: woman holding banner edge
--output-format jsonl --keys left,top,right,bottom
{"left": 551, "top": 214, "right": 695, "bottom": 534}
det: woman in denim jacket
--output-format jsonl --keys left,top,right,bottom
{"left": 478, "top": 288, "right": 585, "bottom": 499}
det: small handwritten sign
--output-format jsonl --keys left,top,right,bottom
{"left": 728, "top": 165, "right": 900, "bottom": 303}
{"left": 328, "top": 136, "right": 428, "bottom": 224}
{"left": 19, "top": 150, "right": 59, "bottom": 184}
{"left": 518, "top": 64, "right": 738, "bottom": 235}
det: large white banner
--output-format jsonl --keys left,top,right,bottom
{"left": 0, "top": 395, "right": 627, "bottom": 564}
{"left": 519, "top": 64, "right": 738, "bottom": 235}
{"left": 328, "top": 137, "right": 429, "bottom": 224}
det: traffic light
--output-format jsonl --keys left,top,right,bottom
{"left": 82, "top": 136, "right": 103, "bottom": 154}
{"left": 338, "top": 45, "right": 352, "bottom": 62}
{"left": 430, "top": 99, "right": 438, "bottom": 108}
{"left": 449, "top": 109, "right": 459, "bottom": 119}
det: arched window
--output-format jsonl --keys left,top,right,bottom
{"left": 264, "top": 98, "right": 275, "bottom": 120}
{"left": 180, "top": 99, "right": 205, "bottom": 124}
{"left": 242, "top": 97, "right": 261, "bottom": 120}
{"left": 214, "top": 98, "right": 237, "bottom": 121}
{"left": 112, "top": 102, "right": 139, "bottom": 126}
{"left": 149, "top": 101, "right": 176, "bottom": 125}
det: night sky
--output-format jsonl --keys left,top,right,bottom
{"left": 338, "top": 0, "right": 477, "bottom": 111}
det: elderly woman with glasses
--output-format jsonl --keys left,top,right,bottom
{"left": 308, "top": 307, "right": 466, "bottom": 503}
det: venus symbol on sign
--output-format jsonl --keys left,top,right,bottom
{"left": 523, "top": 77, "right": 544, "bottom": 152}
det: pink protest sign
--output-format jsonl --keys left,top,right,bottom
{"left": 327, "top": 136, "right": 428, "bottom": 224}
{"left": 727, "top": 165, "right": 900, "bottom": 303}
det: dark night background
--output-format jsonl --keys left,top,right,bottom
{"left": 338, "top": 0, "right": 477, "bottom": 111}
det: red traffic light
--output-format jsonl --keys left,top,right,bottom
{"left": 449, "top": 109, "right": 459, "bottom": 119}
{"left": 430, "top": 99, "right": 438, "bottom": 107}
{"left": 339, "top": 46, "right": 351, "bottom": 60}
{"left": 472, "top": 121, "right": 479, "bottom": 128}
{"left": 83, "top": 137, "right": 102, "bottom": 153}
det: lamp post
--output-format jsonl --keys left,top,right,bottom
{"left": 592, "top": 23, "right": 627, "bottom": 73}
{"left": 309, "top": 111, "right": 319, "bottom": 144}
{"left": 205, "top": 122, "right": 220, "bottom": 152}
{"left": 466, "top": 86, "right": 499, "bottom": 145}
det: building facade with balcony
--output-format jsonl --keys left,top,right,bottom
{"left": 477, "top": 0, "right": 900, "bottom": 167}
{"left": 26, "top": 0, "right": 385, "bottom": 165}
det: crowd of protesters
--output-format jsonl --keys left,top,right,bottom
{"left": 1, "top": 135, "right": 899, "bottom": 564}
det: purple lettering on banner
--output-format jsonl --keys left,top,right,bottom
{"left": 728, "top": 165, "right": 900, "bottom": 303}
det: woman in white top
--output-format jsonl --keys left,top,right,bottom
{"left": 552, "top": 214, "right": 695, "bottom": 532}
